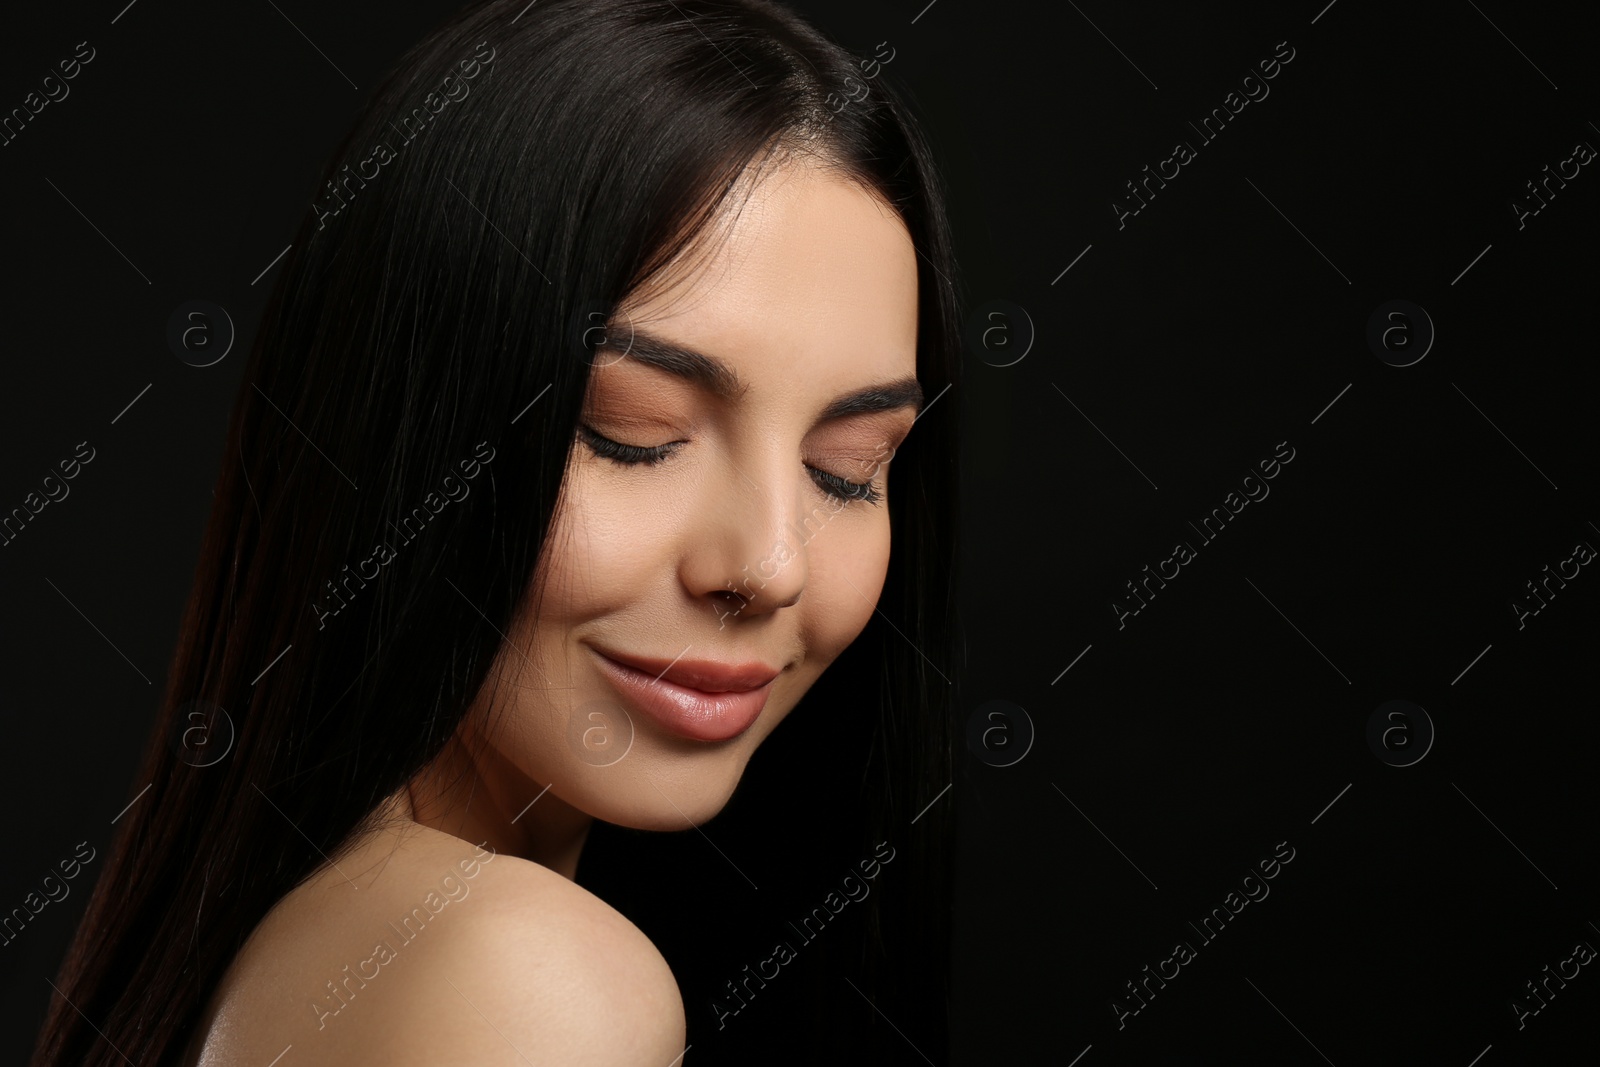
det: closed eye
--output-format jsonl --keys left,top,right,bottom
{"left": 808, "top": 466, "right": 882, "bottom": 505}
{"left": 576, "top": 425, "right": 884, "bottom": 505}
{"left": 577, "top": 424, "right": 680, "bottom": 466}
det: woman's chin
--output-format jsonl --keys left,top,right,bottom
{"left": 568, "top": 763, "right": 747, "bottom": 833}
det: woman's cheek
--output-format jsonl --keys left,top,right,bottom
{"left": 543, "top": 467, "right": 669, "bottom": 613}
{"left": 817, "top": 512, "right": 893, "bottom": 650}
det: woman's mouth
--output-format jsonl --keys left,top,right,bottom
{"left": 588, "top": 646, "right": 780, "bottom": 742}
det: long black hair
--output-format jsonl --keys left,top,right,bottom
{"left": 33, "top": 1, "right": 961, "bottom": 1063}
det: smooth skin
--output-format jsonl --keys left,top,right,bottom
{"left": 186, "top": 153, "right": 923, "bottom": 1065}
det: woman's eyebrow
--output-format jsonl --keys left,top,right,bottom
{"left": 600, "top": 327, "right": 923, "bottom": 417}
{"left": 600, "top": 328, "right": 744, "bottom": 398}
{"left": 817, "top": 378, "right": 924, "bottom": 420}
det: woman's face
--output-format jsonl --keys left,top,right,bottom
{"left": 477, "top": 158, "right": 922, "bottom": 831}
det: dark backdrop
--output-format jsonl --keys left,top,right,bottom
{"left": 2, "top": 1, "right": 1595, "bottom": 1064}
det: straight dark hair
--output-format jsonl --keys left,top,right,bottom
{"left": 32, "top": 1, "right": 962, "bottom": 1063}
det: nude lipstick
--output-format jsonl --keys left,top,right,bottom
{"left": 589, "top": 647, "right": 780, "bottom": 742}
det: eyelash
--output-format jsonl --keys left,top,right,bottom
{"left": 577, "top": 424, "right": 884, "bottom": 506}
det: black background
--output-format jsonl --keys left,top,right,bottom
{"left": 2, "top": 1, "right": 1596, "bottom": 1064}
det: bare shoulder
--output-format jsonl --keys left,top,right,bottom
{"left": 191, "top": 822, "right": 685, "bottom": 1066}
{"left": 372, "top": 830, "right": 688, "bottom": 1065}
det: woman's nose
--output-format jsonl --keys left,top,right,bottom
{"left": 679, "top": 456, "right": 809, "bottom": 622}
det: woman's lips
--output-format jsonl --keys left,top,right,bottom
{"left": 589, "top": 647, "right": 778, "bottom": 742}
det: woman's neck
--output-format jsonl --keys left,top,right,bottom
{"left": 402, "top": 731, "right": 593, "bottom": 880}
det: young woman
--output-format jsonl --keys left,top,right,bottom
{"left": 33, "top": 1, "right": 961, "bottom": 1063}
